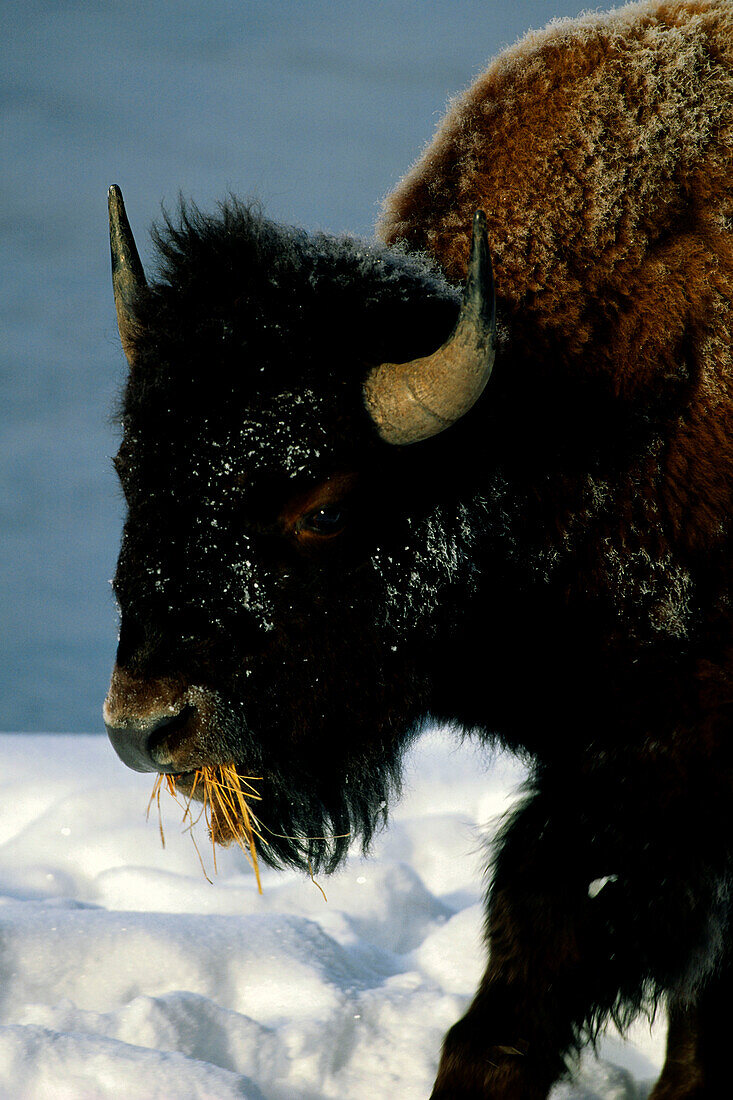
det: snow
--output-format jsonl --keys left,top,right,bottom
{"left": 0, "top": 728, "right": 665, "bottom": 1098}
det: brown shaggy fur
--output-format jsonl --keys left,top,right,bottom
{"left": 380, "top": 0, "right": 733, "bottom": 554}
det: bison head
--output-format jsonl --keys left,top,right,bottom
{"left": 104, "top": 187, "right": 496, "bottom": 872}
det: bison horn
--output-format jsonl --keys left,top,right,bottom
{"left": 363, "top": 211, "right": 497, "bottom": 445}
{"left": 108, "top": 184, "right": 147, "bottom": 365}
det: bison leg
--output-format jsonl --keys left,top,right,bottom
{"left": 649, "top": 998, "right": 703, "bottom": 1099}
{"left": 650, "top": 959, "right": 733, "bottom": 1099}
{"left": 429, "top": 773, "right": 728, "bottom": 1100}
{"left": 429, "top": 791, "right": 579, "bottom": 1099}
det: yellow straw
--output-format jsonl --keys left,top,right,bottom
{"left": 147, "top": 766, "right": 348, "bottom": 899}
{"left": 148, "top": 764, "right": 264, "bottom": 893}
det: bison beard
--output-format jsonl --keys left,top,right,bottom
{"left": 104, "top": 1, "right": 733, "bottom": 1098}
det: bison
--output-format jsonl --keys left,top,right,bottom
{"left": 103, "top": 0, "right": 733, "bottom": 1096}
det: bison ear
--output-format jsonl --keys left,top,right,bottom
{"left": 363, "top": 210, "right": 496, "bottom": 446}
{"left": 108, "top": 184, "right": 147, "bottom": 367}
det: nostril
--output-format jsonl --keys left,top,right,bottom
{"left": 106, "top": 706, "right": 195, "bottom": 773}
{"left": 147, "top": 705, "right": 197, "bottom": 771}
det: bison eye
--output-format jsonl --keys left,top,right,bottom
{"left": 300, "top": 505, "right": 345, "bottom": 536}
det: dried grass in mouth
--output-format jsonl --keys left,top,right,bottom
{"left": 148, "top": 766, "right": 348, "bottom": 900}
{"left": 148, "top": 764, "right": 264, "bottom": 894}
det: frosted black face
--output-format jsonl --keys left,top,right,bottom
{"left": 105, "top": 199, "right": 471, "bottom": 872}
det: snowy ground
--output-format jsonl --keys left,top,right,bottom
{"left": 0, "top": 729, "right": 665, "bottom": 1099}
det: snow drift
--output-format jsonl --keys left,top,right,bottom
{"left": 0, "top": 730, "right": 663, "bottom": 1098}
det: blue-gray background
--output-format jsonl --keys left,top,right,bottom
{"left": 2, "top": 0, "right": 590, "bottom": 732}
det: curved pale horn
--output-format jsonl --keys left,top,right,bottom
{"left": 363, "top": 210, "right": 496, "bottom": 445}
{"left": 108, "top": 184, "right": 146, "bottom": 365}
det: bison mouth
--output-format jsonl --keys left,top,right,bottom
{"left": 149, "top": 762, "right": 265, "bottom": 892}
{"left": 103, "top": 675, "right": 352, "bottom": 878}
{"left": 104, "top": 667, "right": 401, "bottom": 878}
{"left": 104, "top": 674, "right": 270, "bottom": 886}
